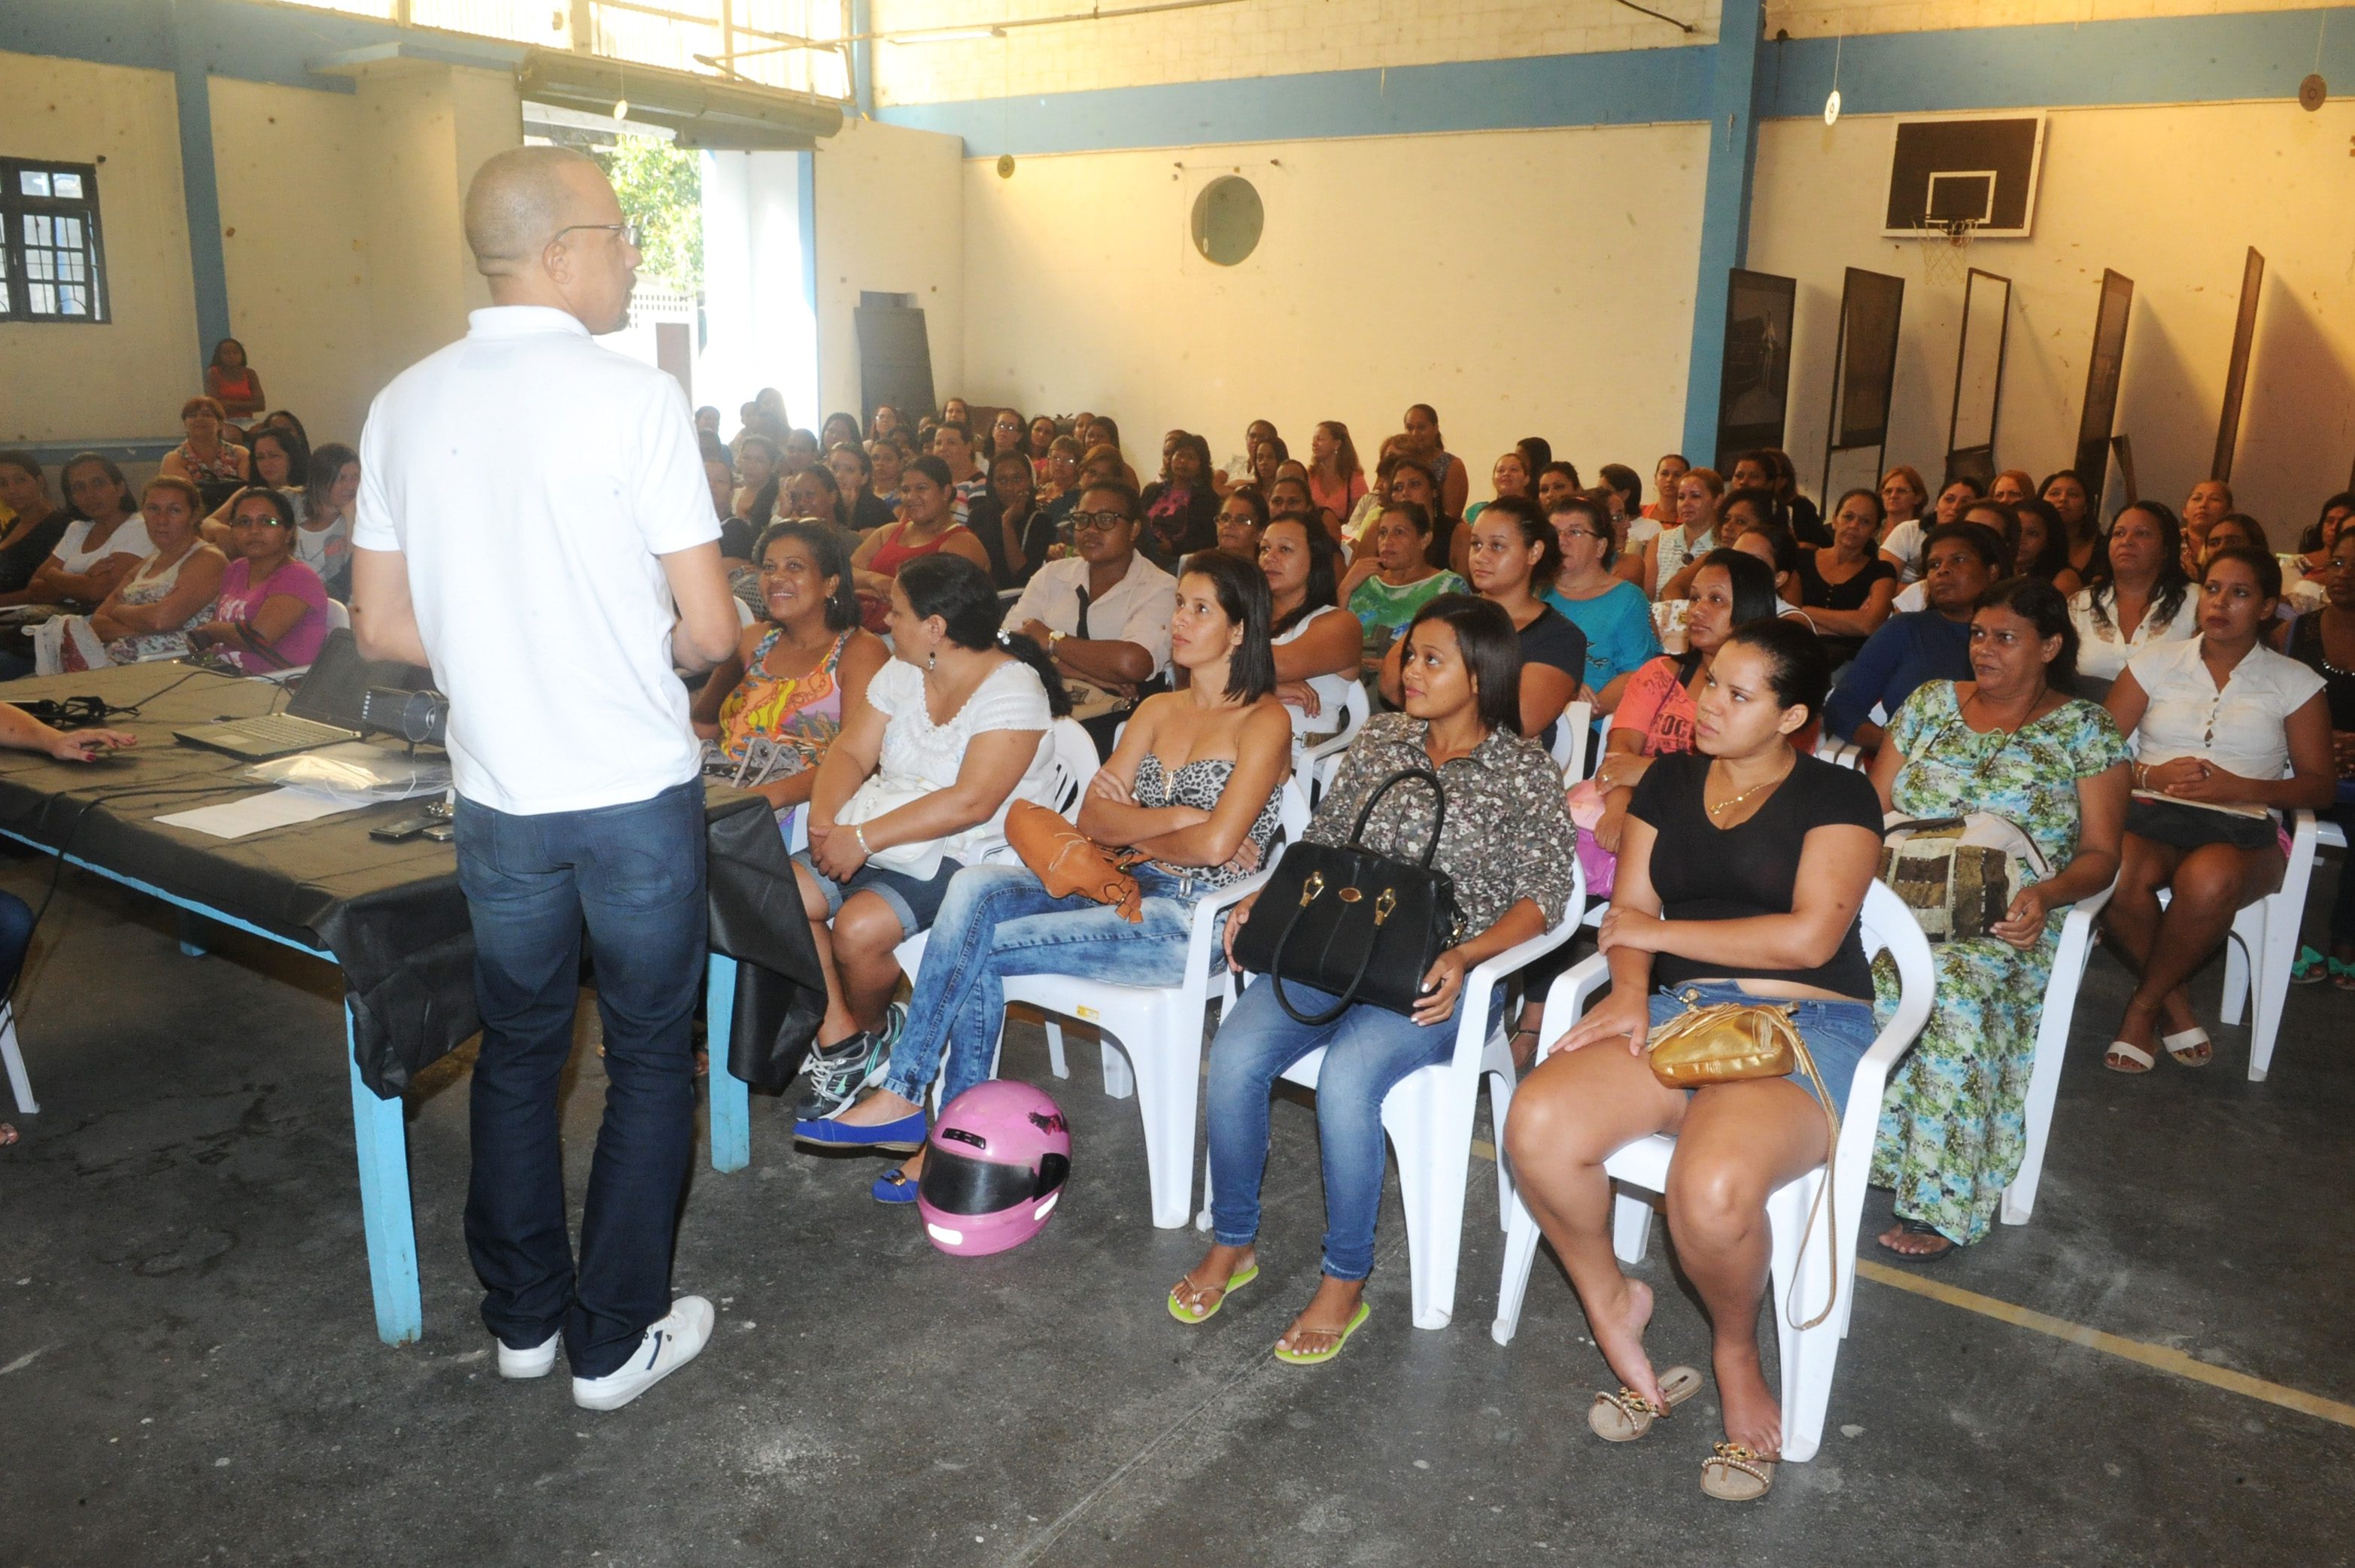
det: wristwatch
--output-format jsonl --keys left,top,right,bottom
{"left": 1047, "top": 629, "right": 1067, "bottom": 649}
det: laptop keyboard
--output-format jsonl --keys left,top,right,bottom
{"left": 221, "top": 714, "right": 354, "bottom": 746}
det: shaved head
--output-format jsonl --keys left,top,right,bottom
{"left": 463, "top": 145, "right": 608, "bottom": 277}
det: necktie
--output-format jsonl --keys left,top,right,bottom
{"left": 1074, "top": 585, "right": 1092, "bottom": 640}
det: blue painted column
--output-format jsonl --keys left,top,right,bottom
{"left": 850, "top": 0, "right": 876, "bottom": 120}
{"left": 169, "top": 0, "right": 235, "bottom": 369}
{"left": 1679, "top": 0, "right": 1767, "bottom": 463}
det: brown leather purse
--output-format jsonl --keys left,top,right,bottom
{"left": 1646, "top": 998, "right": 1844, "bottom": 1330}
{"left": 1004, "top": 799, "right": 1150, "bottom": 923}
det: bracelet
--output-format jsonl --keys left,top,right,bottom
{"left": 851, "top": 822, "right": 871, "bottom": 855}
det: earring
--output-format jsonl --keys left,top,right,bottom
{"left": 926, "top": 649, "right": 937, "bottom": 672}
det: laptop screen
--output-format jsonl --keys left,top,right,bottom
{"left": 284, "top": 629, "right": 433, "bottom": 728}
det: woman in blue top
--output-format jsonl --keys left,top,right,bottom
{"left": 1543, "top": 493, "right": 1661, "bottom": 713}
{"left": 1822, "top": 522, "right": 2003, "bottom": 751}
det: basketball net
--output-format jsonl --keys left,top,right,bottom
{"left": 1912, "top": 215, "right": 1979, "bottom": 286}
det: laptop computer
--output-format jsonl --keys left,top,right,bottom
{"left": 175, "top": 629, "right": 436, "bottom": 761}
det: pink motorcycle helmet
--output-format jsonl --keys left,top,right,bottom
{"left": 918, "top": 1080, "right": 1072, "bottom": 1257}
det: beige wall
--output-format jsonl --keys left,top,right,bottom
{"left": 1747, "top": 99, "right": 2355, "bottom": 528}
{"left": 210, "top": 77, "right": 377, "bottom": 444}
{"left": 871, "top": 0, "right": 1725, "bottom": 105}
{"left": 0, "top": 53, "right": 199, "bottom": 445}
{"left": 956, "top": 123, "right": 1706, "bottom": 488}
{"left": 815, "top": 117, "right": 967, "bottom": 422}
{"left": 1764, "top": 0, "right": 2326, "bottom": 40}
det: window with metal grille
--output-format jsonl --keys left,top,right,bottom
{"left": 1, "top": 160, "right": 108, "bottom": 324}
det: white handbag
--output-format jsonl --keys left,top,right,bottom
{"left": 1879, "top": 811, "right": 2050, "bottom": 941}
{"left": 833, "top": 776, "right": 952, "bottom": 878}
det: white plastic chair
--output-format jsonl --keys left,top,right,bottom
{"left": 1491, "top": 881, "right": 1934, "bottom": 1462}
{"left": 1549, "top": 700, "right": 1594, "bottom": 779}
{"left": 324, "top": 598, "right": 352, "bottom": 633}
{"left": 1299, "top": 679, "right": 1369, "bottom": 800}
{"left": 2220, "top": 808, "right": 2319, "bottom": 1081}
{"left": 1, "top": 1002, "right": 32, "bottom": 1115}
{"left": 1196, "top": 868, "right": 1588, "bottom": 1329}
{"left": 2001, "top": 880, "right": 2115, "bottom": 1226}
{"left": 993, "top": 777, "right": 1314, "bottom": 1227}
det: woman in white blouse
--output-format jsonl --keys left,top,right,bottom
{"left": 2070, "top": 501, "right": 2201, "bottom": 685}
{"left": 1259, "top": 515, "right": 1360, "bottom": 742}
{"left": 2100, "top": 547, "right": 2335, "bottom": 1073}
{"left": 788, "top": 554, "right": 1069, "bottom": 1121}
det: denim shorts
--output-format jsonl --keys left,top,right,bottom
{"left": 795, "top": 850, "right": 965, "bottom": 939}
{"left": 1648, "top": 981, "right": 1877, "bottom": 1111}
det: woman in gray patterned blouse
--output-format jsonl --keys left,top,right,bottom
{"left": 1174, "top": 594, "right": 1578, "bottom": 1363}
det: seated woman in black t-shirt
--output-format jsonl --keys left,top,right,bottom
{"left": 1503, "top": 618, "right": 1882, "bottom": 1503}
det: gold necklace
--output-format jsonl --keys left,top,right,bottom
{"left": 1703, "top": 755, "right": 1794, "bottom": 822}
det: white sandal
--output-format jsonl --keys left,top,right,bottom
{"left": 2104, "top": 1040, "right": 2155, "bottom": 1074}
{"left": 2162, "top": 1026, "right": 2213, "bottom": 1068}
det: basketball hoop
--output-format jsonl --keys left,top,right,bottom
{"left": 1912, "top": 215, "right": 1979, "bottom": 286}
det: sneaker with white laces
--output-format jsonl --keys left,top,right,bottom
{"left": 790, "top": 1015, "right": 895, "bottom": 1120}
{"left": 570, "top": 1296, "right": 715, "bottom": 1412}
{"left": 497, "top": 1330, "right": 561, "bottom": 1380}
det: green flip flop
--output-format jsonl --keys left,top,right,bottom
{"left": 1273, "top": 1301, "right": 1372, "bottom": 1366}
{"left": 1167, "top": 1263, "right": 1259, "bottom": 1325}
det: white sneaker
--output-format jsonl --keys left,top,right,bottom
{"left": 570, "top": 1296, "right": 714, "bottom": 1412}
{"left": 497, "top": 1330, "right": 561, "bottom": 1380}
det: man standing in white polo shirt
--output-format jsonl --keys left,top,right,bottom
{"left": 350, "top": 146, "right": 741, "bottom": 1412}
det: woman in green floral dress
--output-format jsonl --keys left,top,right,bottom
{"left": 1864, "top": 579, "right": 2132, "bottom": 1258}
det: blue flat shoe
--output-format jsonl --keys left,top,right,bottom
{"left": 871, "top": 1168, "right": 920, "bottom": 1205}
{"left": 792, "top": 1108, "right": 927, "bottom": 1151}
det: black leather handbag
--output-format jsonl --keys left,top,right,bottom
{"left": 1231, "top": 767, "right": 1463, "bottom": 1024}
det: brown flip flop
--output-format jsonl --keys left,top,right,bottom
{"left": 1588, "top": 1364, "right": 1703, "bottom": 1442}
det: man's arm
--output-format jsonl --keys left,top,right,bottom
{"left": 661, "top": 541, "right": 741, "bottom": 673}
{"left": 350, "top": 545, "right": 431, "bottom": 667}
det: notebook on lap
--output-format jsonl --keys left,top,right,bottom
{"left": 174, "top": 630, "right": 434, "bottom": 761}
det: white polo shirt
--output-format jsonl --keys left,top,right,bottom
{"left": 1006, "top": 551, "right": 1176, "bottom": 679}
{"left": 2126, "top": 637, "right": 2324, "bottom": 786}
{"left": 354, "top": 306, "right": 720, "bottom": 814}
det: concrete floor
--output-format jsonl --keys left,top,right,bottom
{"left": 4, "top": 852, "right": 2353, "bottom": 1568}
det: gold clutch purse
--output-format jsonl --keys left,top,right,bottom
{"left": 1645, "top": 997, "right": 1844, "bottom": 1331}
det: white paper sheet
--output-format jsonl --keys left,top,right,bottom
{"left": 155, "top": 786, "right": 362, "bottom": 840}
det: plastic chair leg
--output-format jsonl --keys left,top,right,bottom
{"left": 0, "top": 1007, "right": 32, "bottom": 1115}
{"left": 1390, "top": 1082, "right": 1475, "bottom": 1331}
{"left": 1491, "top": 1186, "right": 1543, "bottom": 1346}
{"left": 1100, "top": 1037, "right": 1135, "bottom": 1099}
{"left": 2221, "top": 909, "right": 2255, "bottom": 1026}
{"left": 1132, "top": 1001, "right": 1202, "bottom": 1229}
{"left": 1043, "top": 1019, "right": 1070, "bottom": 1080}
{"left": 1487, "top": 1069, "right": 1516, "bottom": 1230}
{"left": 1611, "top": 1190, "right": 1654, "bottom": 1265}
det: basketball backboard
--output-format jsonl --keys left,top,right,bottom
{"left": 1882, "top": 114, "right": 2046, "bottom": 239}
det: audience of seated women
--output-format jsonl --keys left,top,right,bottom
{"left": 1465, "top": 448, "right": 1534, "bottom": 529}
{"left": 1401, "top": 403, "right": 1471, "bottom": 521}
{"left": 1792, "top": 488, "right": 1898, "bottom": 664}
{"left": 2180, "top": 479, "right": 2234, "bottom": 570}
{"left": 35, "top": 477, "right": 226, "bottom": 674}
{"left": 1877, "top": 465, "right": 1931, "bottom": 582}
{"left": 1543, "top": 494, "right": 1661, "bottom": 713}
{"left": 1823, "top": 521, "right": 2004, "bottom": 750}
{"left": 2012, "top": 496, "right": 2076, "bottom": 591}
{"left": 1038, "top": 436, "right": 1083, "bottom": 515}
{"left": 1866, "top": 579, "right": 2130, "bottom": 1259}
{"left": 1259, "top": 515, "right": 1359, "bottom": 741}
{"left": 2040, "top": 469, "right": 2099, "bottom": 586}
{"left": 1306, "top": 421, "right": 1366, "bottom": 534}
{"left": 1026, "top": 415, "right": 1060, "bottom": 476}
{"left": 1139, "top": 432, "right": 1220, "bottom": 569}
{"left": 1661, "top": 483, "right": 1775, "bottom": 602}
{"left": 1990, "top": 469, "right": 2034, "bottom": 507}
{"left": 783, "top": 554, "right": 1070, "bottom": 1120}
{"left": 0, "top": 455, "right": 76, "bottom": 607}
{"left": 968, "top": 447, "right": 1058, "bottom": 589}
{"left": 1730, "top": 516, "right": 1804, "bottom": 615}
{"left": 1184, "top": 594, "right": 1576, "bottom": 1361}
{"left": 2069, "top": 500, "right": 2199, "bottom": 684}
{"left": 1570, "top": 551, "right": 1781, "bottom": 887}
{"left": 1005, "top": 479, "right": 1175, "bottom": 757}
{"left": 2199, "top": 512, "right": 2269, "bottom": 574}
{"left": 850, "top": 456, "right": 992, "bottom": 633}
{"left": 691, "top": 521, "right": 889, "bottom": 835}
{"left": 290, "top": 442, "right": 360, "bottom": 602}
{"left": 1930, "top": 475, "right": 1985, "bottom": 529}
{"left": 1534, "top": 461, "right": 1583, "bottom": 522}
{"left": 2100, "top": 548, "right": 2335, "bottom": 1072}
{"left": 161, "top": 397, "right": 252, "bottom": 511}
{"left": 1505, "top": 619, "right": 1877, "bottom": 1500}
{"left": 26, "top": 454, "right": 152, "bottom": 612}
{"left": 1216, "top": 484, "right": 1269, "bottom": 561}
{"left": 1218, "top": 418, "right": 1278, "bottom": 494}
{"left": 1893, "top": 500, "right": 2019, "bottom": 615}
{"left": 182, "top": 487, "right": 330, "bottom": 675}
{"left": 2286, "top": 527, "right": 2355, "bottom": 988}
{"left": 202, "top": 424, "right": 308, "bottom": 539}
{"left": 827, "top": 442, "right": 898, "bottom": 534}
{"left": 2293, "top": 492, "right": 2352, "bottom": 575}
{"left": 819, "top": 412, "right": 864, "bottom": 457}
{"left": 1384, "top": 496, "right": 1585, "bottom": 750}
{"left": 800, "top": 552, "right": 1293, "bottom": 1200}
{"left": 205, "top": 337, "right": 266, "bottom": 420}
{"left": 1765, "top": 450, "right": 1824, "bottom": 546}
{"left": 1342, "top": 499, "right": 1467, "bottom": 679}
{"left": 733, "top": 433, "right": 781, "bottom": 521}
{"left": 1643, "top": 467, "right": 1724, "bottom": 600}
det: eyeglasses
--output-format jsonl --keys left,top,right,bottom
{"left": 1556, "top": 528, "right": 1609, "bottom": 543}
{"left": 1071, "top": 510, "right": 1131, "bottom": 533}
{"left": 231, "top": 515, "right": 289, "bottom": 530}
{"left": 553, "top": 220, "right": 641, "bottom": 248}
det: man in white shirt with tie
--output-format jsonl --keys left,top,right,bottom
{"left": 351, "top": 146, "right": 740, "bottom": 1412}
{"left": 1004, "top": 478, "right": 1174, "bottom": 756}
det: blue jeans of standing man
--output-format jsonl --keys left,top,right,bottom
{"left": 453, "top": 779, "right": 706, "bottom": 1379}
{"left": 1206, "top": 974, "right": 1499, "bottom": 1282}
{"left": 882, "top": 863, "right": 1211, "bottom": 1108}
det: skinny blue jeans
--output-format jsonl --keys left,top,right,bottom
{"left": 1206, "top": 975, "right": 1501, "bottom": 1282}
{"left": 883, "top": 862, "right": 1214, "bottom": 1107}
